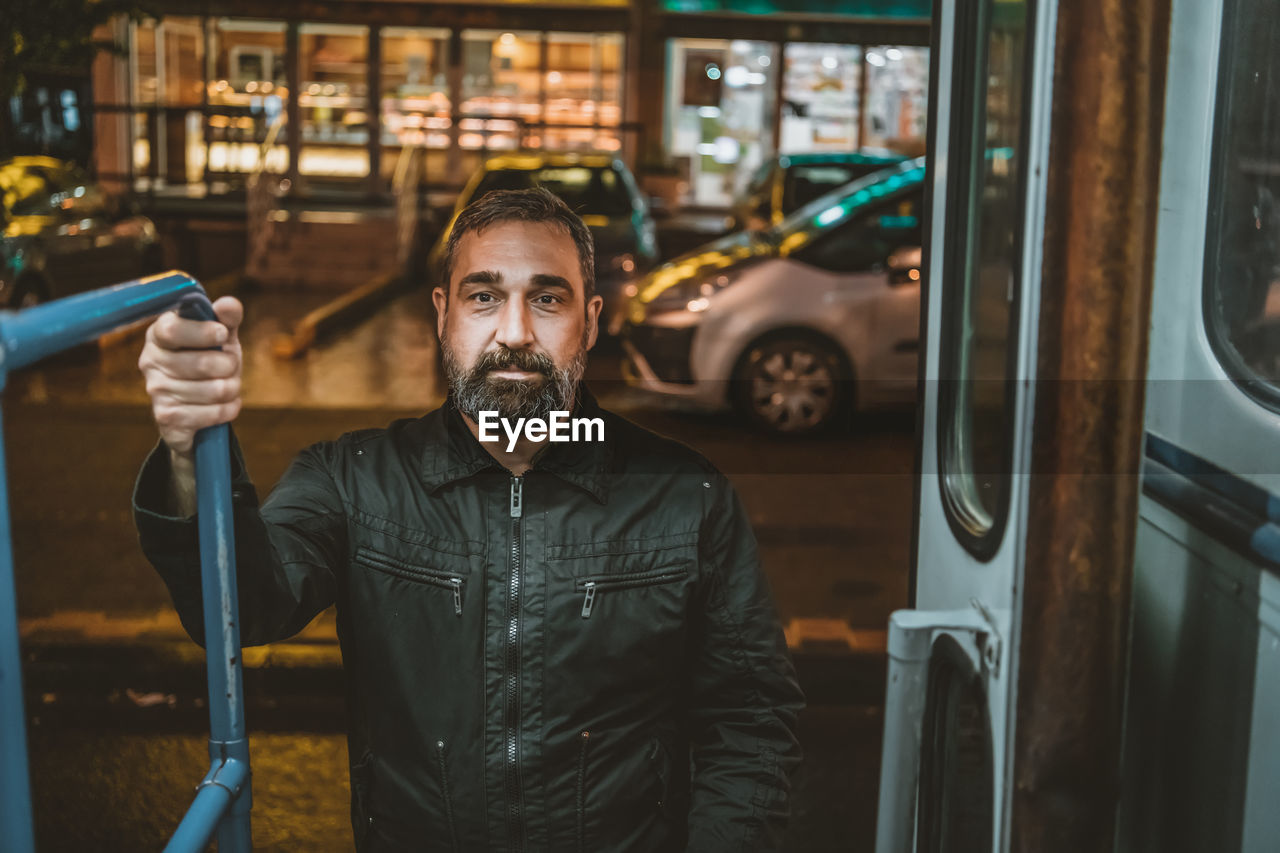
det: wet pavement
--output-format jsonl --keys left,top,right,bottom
{"left": 27, "top": 711, "right": 883, "bottom": 852}
{"left": 6, "top": 287, "right": 912, "bottom": 850}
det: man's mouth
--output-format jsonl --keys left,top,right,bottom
{"left": 489, "top": 367, "right": 540, "bottom": 379}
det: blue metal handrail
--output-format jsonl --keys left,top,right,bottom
{"left": 0, "top": 272, "right": 252, "bottom": 852}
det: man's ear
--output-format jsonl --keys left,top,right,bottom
{"left": 432, "top": 286, "right": 448, "bottom": 340}
{"left": 584, "top": 293, "right": 604, "bottom": 351}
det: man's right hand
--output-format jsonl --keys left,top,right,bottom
{"left": 138, "top": 295, "right": 244, "bottom": 459}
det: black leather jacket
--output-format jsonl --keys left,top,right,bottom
{"left": 134, "top": 390, "right": 804, "bottom": 852}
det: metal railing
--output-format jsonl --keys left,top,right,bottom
{"left": 0, "top": 273, "right": 252, "bottom": 852}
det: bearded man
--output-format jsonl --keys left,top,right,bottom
{"left": 133, "top": 187, "right": 804, "bottom": 852}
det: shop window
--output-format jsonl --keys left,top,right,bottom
{"left": 380, "top": 27, "right": 451, "bottom": 182}
{"left": 131, "top": 17, "right": 206, "bottom": 186}
{"left": 542, "top": 33, "right": 625, "bottom": 152}
{"left": 665, "top": 38, "right": 777, "bottom": 208}
{"left": 780, "top": 44, "right": 862, "bottom": 154}
{"left": 1204, "top": 0, "right": 1280, "bottom": 404}
{"left": 937, "top": 0, "right": 1028, "bottom": 556}
{"left": 206, "top": 19, "right": 289, "bottom": 178}
{"left": 299, "top": 23, "right": 370, "bottom": 178}
{"left": 461, "top": 29, "right": 542, "bottom": 151}
{"left": 864, "top": 45, "right": 928, "bottom": 152}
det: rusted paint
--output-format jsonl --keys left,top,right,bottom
{"left": 1012, "top": 1, "right": 1172, "bottom": 851}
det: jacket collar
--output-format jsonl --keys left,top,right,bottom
{"left": 419, "top": 384, "right": 613, "bottom": 503}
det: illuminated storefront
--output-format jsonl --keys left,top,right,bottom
{"left": 103, "top": 0, "right": 929, "bottom": 207}
{"left": 658, "top": 0, "right": 930, "bottom": 207}
{"left": 116, "top": 3, "right": 633, "bottom": 194}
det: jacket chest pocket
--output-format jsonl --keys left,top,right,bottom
{"left": 353, "top": 546, "right": 469, "bottom": 616}
{"left": 577, "top": 566, "right": 688, "bottom": 619}
{"left": 547, "top": 532, "right": 698, "bottom": 625}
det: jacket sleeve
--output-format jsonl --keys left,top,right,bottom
{"left": 685, "top": 471, "right": 805, "bottom": 852}
{"left": 132, "top": 432, "right": 346, "bottom": 648}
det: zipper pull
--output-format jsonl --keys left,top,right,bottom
{"left": 450, "top": 577, "right": 462, "bottom": 616}
{"left": 510, "top": 476, "right": 523, "bottom": 519}
{"left": 581, "top": 582, "right": 596, "bottom": 619}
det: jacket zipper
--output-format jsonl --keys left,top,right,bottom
{"left": 576, "top": 730, "right": 592, "bottom": 853}
{"left": 505, "top": 475, "right": 525, "bottom": 851}
{"left": 436, "top": 739, "right": 460, "bottom": 852}
{"left": 354, "top": 548, "right": 465, "bottom": 616}
{"left": 578, "top": 568, "right": 688, "bottom": 619}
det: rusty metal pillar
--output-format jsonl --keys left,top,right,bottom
{"left": 1011, "top": 1, "right": 1172, "bottom": 851}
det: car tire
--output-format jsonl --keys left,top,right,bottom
{"left": 731, "top": 331, "right": 852, "bottom": 436}
{"left": 11, "top": 276, "right": 50, "bottom": 309}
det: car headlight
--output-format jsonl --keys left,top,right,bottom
{"left": 639, "top": 265, "right": 748, "bottom": 317}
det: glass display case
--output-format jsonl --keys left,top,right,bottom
{"left": 542, "top": 33, "right": 625, "bottom": 152}
{"left": 459, "top": 29, "right": 542, "bottom": 152}
{"left": 299, "top": 24, "right": 370, "bottom": 178}
{"left": 205, "top": 19, "right": 289, "bottom": 178}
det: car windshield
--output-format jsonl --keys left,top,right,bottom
{"left": 0, "top": 160, "right": 102, "bottom": 218}
{"left": 775, "top": 157, "right": 929, "bottom": 247}
{"left": 472, "top": 165, "right": 635, "bottom": 217}
{"left": 783, "top": 159, "right": 908, "bottom": 214}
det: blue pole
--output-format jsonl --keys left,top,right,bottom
{"left": 0, "top": 279, "right": 253, "bottom": 852}
{"left": 181, "top": 294, "right": 252, "bottom": 852}
{"left": 0, "top": 400, "right": 36, "bottom": 853}
{"left": 0, "top": 271, "right": 204, "bottom": 371}
{"left": 166, "top": 757, "right": 250, "bottom": 852}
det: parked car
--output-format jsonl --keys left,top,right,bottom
{"left": 729, "top": 149, "right": 909, "bottom": 232}
{"left": 0, "top": 156, "right": 163, "bottom": 308}
{"left": 623, "top": 157, "right": 927, "bottom": 435}
{"left": 427, "top": 152, "right": 659, "bottom": 334}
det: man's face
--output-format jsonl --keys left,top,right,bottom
{"left": 434, "top": 220, "right": 603, "bottom": 421}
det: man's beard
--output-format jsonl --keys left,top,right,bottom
{"left": 443, "top": 338, "right": 586, "bottom": 421}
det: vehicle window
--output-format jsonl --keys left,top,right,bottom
{"left": 936, "top": 0, "right": 1029, "bottom": 557}
{"left": 534, "top": 166, "right": 634, "bottom": 216}
{"left": 1, "top": 166, "right": 59, "bottom": 217}
{"left": 1, "top": 163, "right": 107, "bottom": 219}
{"left": 790, "top": 189, "right": 923, "bottom": 273}
{"left": 784, "top": 165, "right": 856, "bottom": 212}
{"left": 1204, "top": 0, "right": 1280, "bottom": 402}
{"left": 471, "top": 169, "right": 535, "bottom": 199}
{"left": 473, "top": 165, "right": 634, "bottom": 217}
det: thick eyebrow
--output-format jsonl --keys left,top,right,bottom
{"left": 530, "top": 274, "right": 573, "bottom": 293}
{"left": 456, "top": 271, "right": 572, "bottom": 293}
{"left": 457, "top": 270, "right": 501, "bottom": 289}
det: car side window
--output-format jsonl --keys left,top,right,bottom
{"left": 784, "top": 165, "right": 858, "bottom": 213}
{"left": 791, "top": 189, "right": 924, "bottom": 273}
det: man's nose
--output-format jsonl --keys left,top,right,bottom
{"left": 494, "top": 297, "right": 534, "bottom": 350}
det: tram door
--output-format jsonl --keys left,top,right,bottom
{"left": 874, "top": 0, "right": 1052, "bottom": 850}
{"left": 1118, "top": 0, "right": 1280, "bottom": 849}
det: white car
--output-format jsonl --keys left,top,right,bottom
{"left": 622, "top": 158, "right": 926, "bottom": 435}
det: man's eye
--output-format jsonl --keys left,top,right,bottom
{"left": 472, "top": 293, "right": 495, "bottom": 303}
{"left": 534, "top": 293, "right": 561, "bottom": 305}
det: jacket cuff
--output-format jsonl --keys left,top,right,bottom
{"left": 132, "top": 432, "right": 258, "bottom": 538}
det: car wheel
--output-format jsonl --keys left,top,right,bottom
{"left": 731, "top": 332, "right": 851, "bottom": 435}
